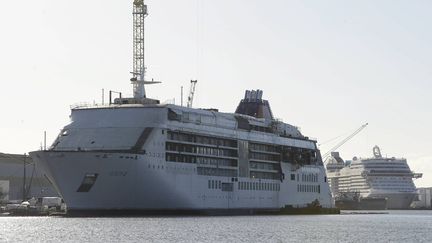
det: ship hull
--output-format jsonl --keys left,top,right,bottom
{"left": 335, "top": 197, "right": 387, "bottom": 210}
{"left": 370, "top": 193, "right": 416, "bottom": 209}
{"left": 30, "top": 150, "right": 334, "bottom": 214}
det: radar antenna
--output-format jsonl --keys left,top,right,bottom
{"left": 130, "top": 0, "right": 160, "bottom": 99}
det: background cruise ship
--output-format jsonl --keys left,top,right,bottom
{"left": 326, "top": 146, "right": 422, "bottom": 209}
{"left": 29, "top": 0, "right": 334, "bottom": 215}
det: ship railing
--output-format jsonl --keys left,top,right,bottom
{"left": 70, "top": 102, "right": 116, "bottom": 110}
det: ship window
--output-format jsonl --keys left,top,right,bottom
{"left": 324, "top": 176, "right": 327, "bottom": 183}
{"left": 291, "top": 174, "right": 295, "bottom": 181}
{"left": 77, "top": 173, "right": 98, "bottom": 193}
{"left": 221, "top": 183, "right": 234, "bottom": 192}
{"left": 208, "top": 180, "right": 211, "bottom": 189}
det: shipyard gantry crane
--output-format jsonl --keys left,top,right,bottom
{"left": 187, "top": 80, "right": 198, "bottom": 108}
{"left": 322, "top": 123, "right": 368, "bottom": 160}
{"left": 130, "top": 0, "right": 159, "bottom": 100}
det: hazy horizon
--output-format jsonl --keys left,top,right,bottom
{"left": 0, "top": 0, "right": 431, "bottom": 187}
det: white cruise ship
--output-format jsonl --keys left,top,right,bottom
{"left": 326, "top": 146, "right": 422, "bottom": 209}
{"left": 29, "top": 0, "right": 334, "bottom": 215}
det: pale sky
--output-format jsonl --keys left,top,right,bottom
{"left": 0, "top": 0, "right": 431, "bottom": 186}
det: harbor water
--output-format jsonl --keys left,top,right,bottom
{"left": 1, "top": 210, "right": 431, "bottom": 242}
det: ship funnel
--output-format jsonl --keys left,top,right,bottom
{"left": 235, "top": 90, "right": 274, "bottom": 120}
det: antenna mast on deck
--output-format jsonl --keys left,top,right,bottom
{"left": 130, "top": 0, "right": 159, "bottom": 100}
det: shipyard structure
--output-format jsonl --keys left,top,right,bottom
{"left": 411, "top": 187, "right": 432, "bottom": 209}
{"left": 0, "top": 153, "right": 59, "bottom": 204}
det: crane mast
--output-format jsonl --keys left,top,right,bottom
{"left": 130, "top": 0, "right": 148, "bottom": 99}
{"left": 322, "top": 123, "right": 368, "bottom": 160}
{"left": 187, "top": 80, "right": 198, "bottom": 108}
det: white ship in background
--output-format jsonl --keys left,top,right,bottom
{"left": 326, "top": 146, "right": 422, "bottom": 209}
{"left": 29, "top": 1, "right": 334, "bottom": 215}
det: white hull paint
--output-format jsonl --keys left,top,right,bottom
{"left": 31, "top": 150, "right": 332, "bottom": 211}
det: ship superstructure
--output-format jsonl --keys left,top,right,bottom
{"left": 326, "top": 146, "right": 422, "bottom": 209}
{"left": 29, "top": 1, "right": 333, "bottom": 214}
